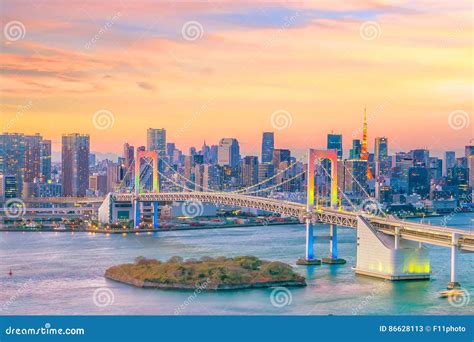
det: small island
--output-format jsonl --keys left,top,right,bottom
{"left": 105, "top": 256, "right": 306, "bottom": 290}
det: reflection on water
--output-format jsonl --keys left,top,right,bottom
{"left": 0, "top": 213, "right": 472, "bottom": 315}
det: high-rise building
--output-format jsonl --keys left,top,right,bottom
{"left": 201, "top": 141, "right": 210, "bottom": 163}
{"left": 429, "top": 157, "right": 443, "bottom": 181}
{"left": 217, "top": 138, "right": 240, "bottom": 167}
{"left": 0, "top": 174, "right": 18, "bottom": 200}
{"left": 272, "top": 149, "right": 291, "bottom": 168}
{"left": 89, "top": 174, "right": 107, "bottom": 196}
{"left": 411, "top": 149, "right": 430, "bottom": 167}
{"left": 343, "top": 160, "right": 368, "bottom": 196}
{"left": 261, "top": 132, "right": 274, "bottom": 163}
{"left": 23, "top": 134, "right": 42, "bottom": 183}
{"left": 374, "top": 137, "right": 389, "bottom": 177}
{"left": 62, "top": 133, "right": 90, "bottom": 197}
{"left": 465, "top": 145, "right": 474, "bottom": 158}
{"left": 349, "top": 139, "right": 361, "bottom": 160}
{"left": 147, "top": 128, "right": 166, "bottom": 159}
{"left": 209, "top": 145, "right": 218, "bottom": 165}
{"left": 445, "top": 151, "right": 456, "bottom": 176}
{"left": 0, "top": 133, "right": 25, "bottom": 196}
{"left": 166, "top": 143, "right": 176, "bottom": 164}
{"left": 123, "top": 143, "right": 134, "bottom": 169}
{"left": 408, "top": 166, "right": 430, "bottom": 198}
{"left": 106, "top": 163, "right": 121, "bottom": 193}
{"left": 327, "top": 133, "right": 343, "bottom": 159}
{"left": 241, "top": 156, "right": 259, "bottom": 187}
{"left": 89, "top": 153, "right": 96, "bottom": 167}
{"left": 468, "top": 156, "right": 474, "bottom": 202}
{"left": 258, "top": 163, "right": 274, "bottom": 184}
{"left": 40, "top": 139, "right": 52, "bottom": 181}
{"left": 374, "top": 137, "right": 388, "bottom": 162}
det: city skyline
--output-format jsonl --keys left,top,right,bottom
{"left": 2, "top": 124, "right": 472, "bottom": 164}
{"left": 1, "top": 1, "right": 471, "bottom": 157}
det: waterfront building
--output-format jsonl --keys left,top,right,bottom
{"left": 62, "top": 133, "right": 90, "bottom": 197}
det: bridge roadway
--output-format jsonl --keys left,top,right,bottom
{"left": 23, "top": 192, "right": 474, "bottom": 252}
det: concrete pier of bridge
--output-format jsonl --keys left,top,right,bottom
{"left": 447, "top": 233, "right": 461, "bottom": 290}
{"left": 355, "top": 216, "right": 430, "bottom": 281}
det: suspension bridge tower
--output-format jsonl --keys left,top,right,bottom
{"left": 297, "top": 149, "right": 346, "bottom": 265}
{"left": 134, "top": 150, "right": 159, "bottom": 228}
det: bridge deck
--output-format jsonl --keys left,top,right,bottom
{"left": 21, "top": 192, "right": 474, "bottom": 252}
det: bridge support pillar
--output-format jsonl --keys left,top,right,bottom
{"left": 355, "top": 216, "right": 430, "bottom": 280}
{"left": 447, "top": 233, "right": 461, "bottom": 289}
{"left": 322, "top": 225, "right": 346, "bottom": 264}
{"left": 152, "top": 201, "right": 159, "bottom": 229}
{"left": 134, "top": 200, "right": 140, "bottom": 228}
{"left": 296, "top": 218, "right": 321, "bottom": 266}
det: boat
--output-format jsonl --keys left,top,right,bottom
{"left": 439, "top": 289, "right": 465, "bottom": 298}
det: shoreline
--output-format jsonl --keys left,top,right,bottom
{"left": 105, "top": 272, "right": 307, "bottom": 291}
{"left": 0, "top": 221, "right": 302, "bottom": 234}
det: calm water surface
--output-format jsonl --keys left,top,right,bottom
{"left": 0, "top": 213, "right": 473, "bottom": 315}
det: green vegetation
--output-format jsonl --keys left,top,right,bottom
{"left": 105, "top": 256, "right": 306, "bottom": 289}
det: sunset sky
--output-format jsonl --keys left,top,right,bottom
{"left": 0, "top": 0, "right": 472, "bottom": 159}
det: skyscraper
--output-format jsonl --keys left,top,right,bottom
{"left": 469, "top": 155, "right": 474, "bottom": 202}
{"left": 0, "top": 133, "right": 25, "bottom": 197}
{"left": 217, "top": 138, "right": 240, "bottom": 167}
{"left": 411, "top": 149, "right": 430, "bottom": 167}
{"left": 327, "top": 133, "right": 343, "bottom": 159}
{"left": 241, "top": 156, "right": 259, "bottom": 187}
{"left": 408, "top": 166, "right": 430, "bottom": 198}
{"left": 23, "top": 134, "right": 42, "bottom": 183}
{"left": 147, "top": 128, "right": 166, "bottom": 159}
{"left": 272, "top": 149, "right": 291, "bottom": 168}
{"left": 349, "top": 139, "right": 361, "bottom": 160}
{"left": 62, "top": 133, "right": 90, "bottom": 197}
{"left": 40, "top": 139, "right": 52, "bottom": 181}
{"left": 343, "top": 160, "right": 368, "bottom": 196}
{"left": 374, "top": 137, "right": 389, "bottom": 177}
{"left": 374, "top": 137, "right": 388, "bottom": 162}
{"left": 466, "top": 145, "right": 474, "bottom": 158}
{"left": 261, "top": 132, "right": 274, "bottom": 163}
{"left": 123, "top": 143, "right": 134, "bottom": 169}
{"left": 445, "top": 151, "right": 456, "bottom": 176}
